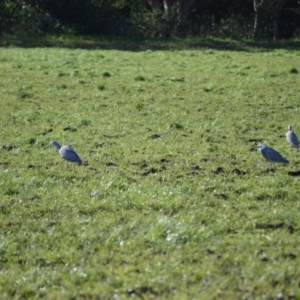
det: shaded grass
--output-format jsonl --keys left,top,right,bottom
{"left": 1, "top": 33, "right": 300, "bottom": 51}
{"left": 0, "top": 42, "right": 300, "bottom": 299}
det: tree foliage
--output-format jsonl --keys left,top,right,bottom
{"left": 0, "top": 0, "right": 299, "bottom": 39}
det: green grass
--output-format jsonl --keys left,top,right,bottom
{"left": 0, "top": 40, "right": 300, "bottom": 299}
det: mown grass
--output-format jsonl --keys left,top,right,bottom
{"left": 0, "top": 40, "right": 300, "bottom": 299}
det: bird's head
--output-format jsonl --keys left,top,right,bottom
{"left": 288, "top": 125, "right": 292, "bottom": 131}
{"left": 257, "top": 144, "right": 266, "bottom": 150}
{"left": 49, "top": 140, "right": 61, "bottom": 150}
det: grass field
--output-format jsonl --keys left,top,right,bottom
{"left": 0, "top": 37, "right": 300, "bottom": 299}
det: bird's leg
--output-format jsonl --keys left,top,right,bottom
{"left": 268, "top": 163, "right": 275, "bottom": 172}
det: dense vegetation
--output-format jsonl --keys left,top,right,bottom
{"left": 0, "top": 41, "right": 300, "bottom": 299}
{"left": 0, "top": 0, "right": 300, "bottom": 40}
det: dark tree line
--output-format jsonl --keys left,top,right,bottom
{"left": 0, "top": 0, "right": 299, "bottom": 39}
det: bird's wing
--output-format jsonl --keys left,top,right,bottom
{"left": 60, "top": 146, "right": 82, "bottom": 163}
{"left": 265, "top": 147, "right": 288, "bottom": 163}
{"left": 291, "top": 132, "right": 299, "bottom": 146}
{"left": 261, "top": 147, "right": 272, "bottom": 162}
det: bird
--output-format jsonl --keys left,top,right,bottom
{"left": 257, "top": 144, "right": 289, "bottom": 169}
{"left": 49, "top": 140, "right": 82, "bottom": 164}
{"left": 286, "top": 125, "right": 299, "bottom": 149}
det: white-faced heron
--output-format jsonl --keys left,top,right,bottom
{"left": 49, "top": 140, "right": 82, "bottom": 164}
{"left": 257, "top": 144, "right": 289, "bottom": 169}
{"left": 286, "top": 125, "right": 299, "bottom": 148}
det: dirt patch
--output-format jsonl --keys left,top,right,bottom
{"left": 232, "top": 168, "right": 247, "bottom": 175}
{"left": 105, "top": 162, "right": 117, "bottom": 167}
{"left": 212, "top": 167, "right": 224, "bottom": 174}
{"left": 142, "top": 167, "right": 158, "bottom": 176}
{"left": 214, "top": 193, "right": 228, "bottom": 200}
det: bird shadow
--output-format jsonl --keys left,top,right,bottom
{"left": 288, "top": 170, "right": 300, "bottom": 177}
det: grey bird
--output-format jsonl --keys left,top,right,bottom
{"left": 257, "top": 144, "right": 289, "bottom": 169}
{"left": 49, "top": 140, "right": 82, "bottom": 164}
{"left": 286, "top": 125, "right": 299, "bottom": 148}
